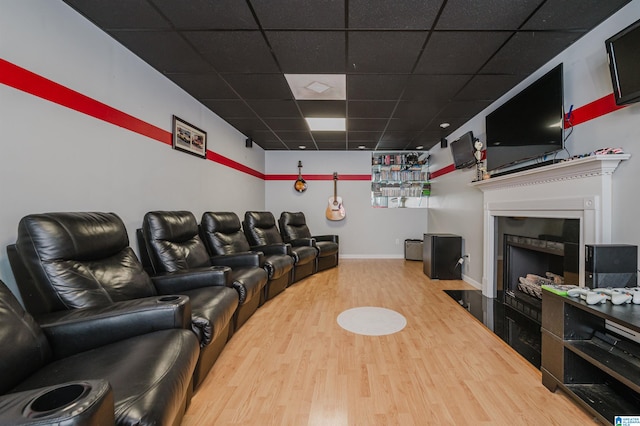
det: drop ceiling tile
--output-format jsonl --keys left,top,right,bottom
{"left": 413, "top": 130, "right": 443, "bottom": 150}
{"left": 167, "top": 73, "right": 237, "bottom": 99}
{"left": 246, "top": 100, "right": 301, "bottom": 118}
{"left": 380, "top": 131, "right": 419, "bottom": 143}
{"left": 347, "top": 118, "right": 389, "bottom": 132}
{"left": 385, "top": 118, "right": 428, "bottom": 131}
{"left": 183, "top": 31, "right": 279, "bottom": 73}
{"left": 436, "top": 0, "right": 544, "bottom": 30}
{"left": 201, "top": 99, "right": 255, "bottom": 118}
{"left": 454, "top": 74, "right": 525, "bottom": 101}
{"left": 267, "top": 31, "right": 346, "bottom": 73}
{"left": 482, "top": 31, "right": 583, "bottom": 75}
{"left": 250, "top": 0, "right": 345, "bottom": 29}
{"left": 393, "top": 101, "right": 440, "bottom": 122}
{"left": 348, "top": 32, "right": 428, "bottom": 73}
{"left": 348, "top": 0, "right": 441, "bottom": 29}
{"left": 109, "top": 31, "right": 213, "bottom": 73}
{"left": 251, "top": 130, "right": 284, "bottom": 142}
{"left": 259, "top": 140, "right": 290, "bottom": 149}
{"left": 522, "top": 0, "right": 631, "bottom": 30}
{"left": 276, "top": 131, "right": 314, "bottom": 142}
{"left": 223, "top": 74, "right": 293, "bottom": 99}
{"left": 313, "top": 132, "right": 346, "bottom": 143}
{"left": 348, "top": 131, "right": 382, "bottom": 142}
{"left": 151, "top": 0, "right": 257, "bottom": 29}
{"left": 376, "top": 140, "right": 410, "bottom": 150}
{"left": 264, "top": 118, "right": 310, "bottom": 131}
{"left": 402, "top": 75, "right": 471, "bottom": 102}
{"left": 348, "top": 101, "right": 397, "bottom": 118}
{"left": 223, "top": 118, "right": 270, "bottom": 136}
{"left": 64, "top": 0, "right": 170, "bottom": 29}
{"left": 298, "top": 100, "right": 346, "bottom": 117}
{"left": 347, "top": 75, "right": 410, "bottom": 100}
{"left": 415, "top": 32, "right": 513, "bottom": 74}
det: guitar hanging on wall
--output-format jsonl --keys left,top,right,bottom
{"left": 326, "top": 172, "right": 345, "bottom": 221}
{"left": 294, "top": 161, "right": 307, "bottom": 193}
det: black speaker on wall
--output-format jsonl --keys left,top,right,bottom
{"left": 440, "top": 138, "right": 448, "bottom": 148}
{"left": 245, "top": 138, "right": 253, "bottom": 148}
{"left": 585, "top": 244, "right": 638, "bottom": 288}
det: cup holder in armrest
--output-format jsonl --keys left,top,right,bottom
{"left": 25, "top": 383, "right": 89, "bottom": 417}
{"left": 5, "top": 380, "right": 116, "bottom": 424}
{"left": 158, "top": 295, "right": 181, "bottom": 302}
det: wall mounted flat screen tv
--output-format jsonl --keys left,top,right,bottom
{"left": 450, "top": 131, "right": 476, "bottom": 169}
{"left": 606, "top": 18, "right": 640, "bottom": 105}
{"left": 485, "top": 64, "right": 564, "bottom": 173}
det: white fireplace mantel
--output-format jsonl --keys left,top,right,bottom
{"left": 471, "top": 154, "right": 630, "bottom": 298}
{"left": 470, "top": 154, "right": 630, "bottom": 191}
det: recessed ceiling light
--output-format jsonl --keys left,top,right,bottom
{"left": 439, "top": 122, "right": 450, "bottom": 129}
{"left": 416, "top": 145, "right": 424, "bottom": 150}
{"left": 358, "top": 145, "right": 366, "bottom": 150}
{"left": 305, "top": 117, "right": 346, "bottom": 131}
{"left": 298, "top": 145, "right": 306, "bottom": 150}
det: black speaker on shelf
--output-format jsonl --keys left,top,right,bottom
{"left": 440, "top": 138, "right": 448, "bottom": 148}
{"left": 585, "top": 244, "right": 637, "bottom": 288}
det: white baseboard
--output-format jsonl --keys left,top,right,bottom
{"left": 341, "top": 254, "right": 405, "bottom": 259}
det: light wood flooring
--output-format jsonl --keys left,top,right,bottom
{"left": 182, "top": 259, "right": 598, "bottom": 425}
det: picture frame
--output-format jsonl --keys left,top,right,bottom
{"left": 172, "top": 115, "right": 207, "bottom": 159}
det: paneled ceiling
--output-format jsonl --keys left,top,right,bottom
{"left": 62, "top": 0, "right": 630, "bottom": 151}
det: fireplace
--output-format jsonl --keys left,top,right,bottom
{"left": 497, "top": 217, "right": 579, "bottom": 322}
{"left": 472, "top": 154, "right": 629, "bottom": 299}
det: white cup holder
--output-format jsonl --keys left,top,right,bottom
{"left": 158, "top": 295, "right": 180, "bottom": 302}
{"left": 24, "top": 383, "right": 91, "bottom": 418}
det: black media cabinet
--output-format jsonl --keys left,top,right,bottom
{"left": 542, "top": 289, "right": 640, "bottom": 425}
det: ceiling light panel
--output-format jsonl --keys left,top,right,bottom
{"left": 285, "top": 74, "right": 346, "bottom": 100}
{"left": 305, "top": 117, "right": 346, "bottom": 131}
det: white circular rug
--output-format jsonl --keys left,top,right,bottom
{"left": 337, "top": 307, "right": 407, "bottom": 336}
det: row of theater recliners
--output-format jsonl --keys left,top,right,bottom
{"left": 0, "top": 210, "right": 339, "bottom": 425}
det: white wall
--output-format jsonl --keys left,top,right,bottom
{"left": 265, "top": 151, "right": 429, "bottom": 257}
{"left": 0, "top": 0, "right": 266, "bottom": 298}
{"left": 427, "top": 0, "right": 640, "bottom": 288}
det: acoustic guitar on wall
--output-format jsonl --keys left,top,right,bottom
{"left": 326, "top": 172, "right": 345, "bottom": 221}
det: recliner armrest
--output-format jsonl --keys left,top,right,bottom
{"left": 313, "top": 234, "right": 339, "bottom": 244}
{"left": 0, "top": 380, "right": 114, "bottom": 425}
{"left": 209, "top": 251, "right": 264, "bottom": 268}
{"left": 251, "top": 243, "right": 292, "bottom": 256}
{"left": 37, "top": 296, "right": 192, "bottom": 360}
{"left": 151, "top": 266, "right": 232, "bottom": 294}
{"left": 289, "top": 237, "right": 316, "bottom": 247}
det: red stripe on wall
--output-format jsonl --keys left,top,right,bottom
{"left": 265, "top": 174, "right": 371, "bottom": 181}
{"left": 564, "top": 93, "right": 626, "bottom": 128}
{"left": 430, "top": 164, "right": 456, "bottom": 179}
{"left": 0, "top": 58, "right": 172, "bottom": 144}
{"left": 207, "top": 151, "right": 265, "bottom": 179}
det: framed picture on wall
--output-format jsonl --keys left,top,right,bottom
{"left": 172, "top": 115, "right": 207, "bottom": 159}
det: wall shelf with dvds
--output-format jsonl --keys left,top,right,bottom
{"left": 371, "top": 152, "right": 430, "bottom": 208}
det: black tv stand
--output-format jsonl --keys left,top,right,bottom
{"left": 490, "top": 159, "right": 560, "bottom": 178}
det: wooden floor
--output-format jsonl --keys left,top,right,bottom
{"left": 182, "top": 259, "right": 598, "bottom": 425}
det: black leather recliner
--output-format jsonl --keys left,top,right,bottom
{"left": 0, "top": 279, "right": 199, "bottom": 425}
{"left": 8, "top": 211, "right": 238, "bottom": 389}
{"left": 200, "top": 211, "right": 294, "bottom": 303}
{"left": 244, "top": 211, "right": 317, "bottom": 284}
{"left": 279, "top": 211, "right": 339, "bottom": 272}
{"left": 139, "top": 210, "right": 267, "bottom": 332}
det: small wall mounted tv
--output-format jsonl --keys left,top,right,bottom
{"left": 485, "top": 64, "right": 564, "bottom": 173}
{"left": 450, "top": 131, "right": 476, "bottom": 170}
{"left": 606, "top": 18, "right": 640, "bottom": 106}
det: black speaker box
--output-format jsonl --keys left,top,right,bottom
{"left": 440, "top": 138, "right": 448, "bottom": 148}
{"left": 585, "top": 244, "right": 637, "bottom": 288}
{"left": 245, "top": 138, "right": 253, "bottom": 148}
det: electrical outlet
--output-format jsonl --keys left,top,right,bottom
{"left": 465, "top": 254, "right": 470, "bottom": 264}
{"left": 395, "top": 238, "right": 400, "bottom": 245}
